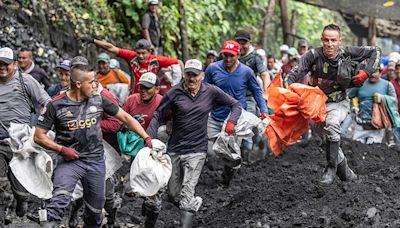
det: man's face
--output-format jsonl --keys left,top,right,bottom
{"left": 58, "top": 69, "right": 70, "bottom": 88}
{"left": 97, "top": 61, "right": 110, "bottom": 74}
{"left": 75, "top": 71, "right": 98, "bottom": 99}
{"left": 321, "top": 29, "right": 342, "bottom": 59}
{"left": 298, "top": 46, "right": 308, "bottom": 55}
{"left": 267, "top": 57, "right": 275, "bottom": 70}
{"left": 139, "top": 85, "right": 159, "bottom": 103}
{"left": 237, "top": 39, "right": 251, "bottom": 56}
{"left": 149, "top": 4, "right": 159, "bottom": 13}
{"left": 184, "top": 72, "right": 203, "bottom": 92}
{"left": 17, "top": 51, "right": 32, "bottom": 70}
{"left": 206, "top": 55, "right": 216, "bottom": 65}
{"left": 388, "top": 69, "right": 397, "bottom": 81}
{"left": 136, "top": 49, "right": 150, "bottom": 65}
{"left": 369, "top": 70, "right": 381, "bottom": 83}
{"left": 222, "top": 52, "right": 239, "bottom": 69}
{"left": 0, "top": 61, "right": 16, "bottom": 80}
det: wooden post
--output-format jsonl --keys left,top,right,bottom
{"left": 279, "top": 0, "right": 291, "bottom": 45}
{"left": 178, "top": 0, "right": 189, "bottom": 62}
{"left": 368, "top": 16, "right": 376, "bottom": 46}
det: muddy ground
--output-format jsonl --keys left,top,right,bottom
{"left": 8, "top": 139, "right": 400, "bottom": 227}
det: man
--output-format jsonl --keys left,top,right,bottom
{"left": 349, "top": 68, "right": 396, "bottom": 144}
{"left": 34, "top": 56, "right": 152, "bottom": 227}
{"left": 0, "top": 47, "right": 50, "bottom": 224}
{"left": 82, "top": 38, "right": 179, "bottom": 94}
{"left": 141, "top": 0, "right": 162, "bottom": 54}
{"left": 234, "top": 30, "right": 270, "bottom": 94}
{"left": 17, "top": 48, "right": 51, "bottom": 91}
{"left": 47, "top": 59, "right": 71, "bottom": 97}
{"left": 146, "top": 59, "right": 241, "bottom": 228}
{"left": 204, "top": 50, "right": 218, "bottom": 71}
{"left": 266, "top": 55, "right": 279, "bottom": 79}
{"left": 287, "top": 24, "right": 381, "bottom": 184}
{"left": 282, "top": 47, "right": 300, "bottom": 80}
{"left": 123, "top": 72, "right": 163, "bottom": 130}
{"left": 96, "top": 52, "right": 129, "bottom": 88}
{"left": 205, "top": 40, "right": 268, "bottom": 186}
{"left": 297, "top": 39, "right": 309, "bottom": 56}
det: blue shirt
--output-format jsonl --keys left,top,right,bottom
{"left": 204, "top": 60, "right": 267, "bottom": 122}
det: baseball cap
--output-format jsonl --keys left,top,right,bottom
{"left": 221, "top": 40, "right": 240, "bottom": 55}
{"left": 234, "top": 30, "right": 251, "bottom": 41}
{"left": 70, "top": 56, "right": 89, "bottom": 67}
{"left": 298, "top": 39, "right": 308, "bottom": 47}
{"left": 206, "top": 50, "right": 218, "bottom": 57}
{"left": 56, "top": 59, "right": 71, "bottom": 71}
{"left": 280, "top": 44, "right": 289, "bottom": 52}
{"left": 287, "top": 47, "right": 299, "bottom": 56}
{"left": 184, "top": 59, "right": 202, "bottom": 75}
{"left": 388, "top": 61, "right": 396, "bottom": 70}
{"left": 109, "top": 59, "right": 120, "bottom": 69}
{"left": 148, "top": 0, "right": 159, "bottom": 4}
{"left": 96, "top": 53, "right": 110, "bottom": 63}
{"left": 0, "top": 47, "right": 14, "bottom": 64}
{"left": 135, "top": 39, "right": 152, "bottom": 50}
{"left": 138, "top": 72, "right": 160, "bottom": 88}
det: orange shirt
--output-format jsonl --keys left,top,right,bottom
{"left": 97, "top": 69, "right": 129, "bottom": 88}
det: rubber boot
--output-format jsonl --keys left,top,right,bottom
{"left": 220, "top": 166, "right": 235, "bottom": 188}
{"left": 336, "top": 157, "right": 357, "bottom": 182}
{"left": 68, "top": 198, "right": 84, "bottom": 228}
{"left": 15, "top": 200, "right": 27, "bottom": 217}
{"left": 144, "top": 210, "right": 159, "bottom": 228}
{"left": 179, "top": 210, "right": 194, "bottom": 228}
{"left": 320, "top": 141, "right": 339, "bottom": 184}
{"left": 106, "top": 208, "right": 118, "bottom": 227}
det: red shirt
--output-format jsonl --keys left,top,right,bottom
{"left": 122, "top": 93, "right": 163, "bottom": 130}
{"left": 118, "top": 48, "right": 179, "bottom": 93}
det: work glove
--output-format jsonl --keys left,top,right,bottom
{"left": 59, "top": 146, "right": 79, "bottom": 161}
{"left": 144, "top": 136, "right": 153, "bottom": 148}
{"left": 79, "top": 37, "right": 94, "bottom": 45}
{"left": 352, "top": 70, "right": 368, "bottom": 87}
{"left": 373, "top": 93, "right": 383, "bottom": 103}
{"left": 260, "top": 112, "right": 268, "bottom": 120}
{"left": 225, "top": 121, "right": 236, "bottom": 136}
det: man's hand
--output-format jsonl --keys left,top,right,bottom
{"left": 373, "top": 93, "right": 383, "bottom": 103}
{"left": 59, "top": 147, "right": 79, "bottom": 161}
{"left": 225, "top": 121, "right": 236, "bottom": 136}
{"left": 260, "top": 112, "right": 268, "bottom": 120}
{"left": 144, "top": 137, "right": 153, "bottom": 148}
{"left": 79, "top": 37, "right": 94, "bottom": 45}
{"left": 352, "top": 70, "right": 368, "bottom": 87}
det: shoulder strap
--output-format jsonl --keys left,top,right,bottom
{"left": 18, "top": 71, "right": 35, "bottom": 113}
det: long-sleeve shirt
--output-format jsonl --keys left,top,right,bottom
{"left": 204, "top": 60, "right": 267, "bottom": 122}
{"left": 147, "top": 82, "right": 242, "bottom": 154}
{"left": 287, "top": 46, "right": 381, "bottom": 102}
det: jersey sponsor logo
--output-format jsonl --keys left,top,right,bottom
{"left": 65, "top": 111, "right": 73, "bottom": 117}
{"left": 67, "top": 118, "right": 97, "bottom": 130}
{"left": 89, "top": 106, "right": 97, "bottom": 113}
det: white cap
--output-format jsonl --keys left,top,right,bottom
{"left": 389, "top": 52, "right": 400, "bottom": 63}
{"left": 280, "top": 44, "right": 289, "bottom": 52}
{"left": 148, "top": 0, "right": 159, "bottom": 4}
{"left": 0, "top": 47, "right": 14, "bottom": 64}
{"left": 139, "top": 72, "right": 159, "bottom": 88}
{"left": 184, "top": 59, "right": 202, "bottom": 75}
{"left": 109, "top": 59, "right": 120, "bottom": 69}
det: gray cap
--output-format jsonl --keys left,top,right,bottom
{"left": 0, "top": 47, "right": 14, "bottom": 64}
{"left": 206, "top": 50, "right": 218, "bottom": 57}
{"left": 56, "top": 59, "right": 71, "bottom": 71}
{"left": 298, "top": 39, "right": 308, "bottom": 47}
{"left": 70, "top": 56, "right": 89, "bottom": 66}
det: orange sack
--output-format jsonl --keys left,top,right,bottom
{"left": 264, "top": 72, "right": 327, "bottom": 156}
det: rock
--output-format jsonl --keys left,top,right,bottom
{"left": 367, "top": 207, "right": 378, "bottom": 218}
{"left": 340, "top": 207, "right": 354, "bottom": 221}
{"left": 282, "top": 161, "right": 291, "bottom": 168}
{"left": 318, "top": 216, "right": 331, "bottom": 226}
{"left": 375, "top": 187, "right": 383, "bottom": 194}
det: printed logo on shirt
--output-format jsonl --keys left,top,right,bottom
{"left": 65, "top": 111, "right": 73, "bottom": 117}
{"left": 89, "top": 106, "right": 97, "bottom": 113}
{"left": 67, "top": 118, "right": 97, "bottom": 130}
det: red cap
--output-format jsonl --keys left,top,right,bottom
{"left": 221, "top": 40, "right": 240, "bottom": 55}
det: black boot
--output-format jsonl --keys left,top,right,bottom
{"left": 68, "top": 198, "right": 84, "bottom": 227}
{"left": 337, "top": 157, "right": 357, "bottom": 181}
{"left": 15, "top": 200, "right": 27, "bottom": 217}
{"left": 106, "top": 207, "right": 119, "bottom": 227}
{"left": 144, "top": 210, "right": 159, "bottom": 228}
{"left": 220, "top": 166, "right": 235, "bottom": 188}
{"left": 320, "top": 141, "right": 339, "bottom": 184}
{"left": 179, "top": 210, "right": 194, "bottom": 228}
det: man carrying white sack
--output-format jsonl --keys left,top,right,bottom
{"left": 146, "top": 59, "right": 242, "bottom": 228}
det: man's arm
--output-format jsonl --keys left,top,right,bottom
{"left": 34, "top": 127, "right": 62, "bottom": 152}
{"left": 387, "top": 82, "right": 396, "bottom": 98}
{"left": 255, "top": 53, "right": 271, "bottom": 90}
{"left": 346, "top": 46, "right": 381, "bottom": 76}
{"left": 260, "top": 71, "right": 271, "bottom": 91}
{"left": 247, "top": 71, "right": 268, "bottom": 113}
{"left": 93, "top": 39, "right": 120, "bottom": 55}
{"left": 213, "top": 86, "right": 242, "bottom": 123}
{"left": 147, "top": 93, "right": 173, "bottom": 138}
{"left": 114, "top": 109, "right": 149, "bottom": 140}
{"left": 287, "top": 50, "right": 314, "bottom": 85}
{"left": 24, "top": 74, "right": 51, "bottom": 108}
{"left": 157, "top": 55, "right": 179, "bottom": 68}
{"left": 141, "top": 13, "right": 153, "bottom": 46}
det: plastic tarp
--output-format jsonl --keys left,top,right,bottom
{"left": 5, "top": 123, "right": 54, "bottom": 199}
{"left": 264, "top": 73, "right": 327, "bottom": 156}
{"left": 383, "top": 95, "right": 400, "bottom": 128}
{"left": 106, "top": 83, "right": 129, "bottom": 103}
{"left": 117, "top": 130, "right": 144, "bottom": 157}
{"left": 129, "top": 139, "right": 172, "bottom": 197}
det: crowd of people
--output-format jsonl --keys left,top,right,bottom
{"left": 0, "top": 0, "right": 400, "bottom": 227}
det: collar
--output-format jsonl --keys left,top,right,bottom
{"left": 21, "top": 61, "right": 35, "bottom": 74}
